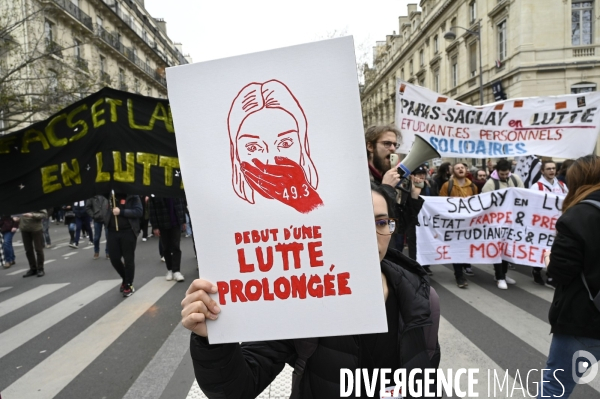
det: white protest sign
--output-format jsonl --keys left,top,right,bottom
{"left": 395, "top": 80, "right": 600, "bottom": 158}
{"left": 416, "top": 188, "right": 564, "bottom": 267}
{"left": 166, "top": 37, "right": 387, "bottom": 344}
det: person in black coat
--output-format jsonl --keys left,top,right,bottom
{"left": 539, "top": 155, "right": 600, "bottom": 398}
{"left": 181, "top": 183, "right": 441, "bottom": 398}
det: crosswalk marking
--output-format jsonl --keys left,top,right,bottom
{"left": 471, "top": 264, "right": 554, "bottom": 302}
{"left": 43, "top": 259, "right": 56, "bottom": 265}
{"left": 0, "top": 283, "right": 69, "bottom": 318}
{"left": 62, "top": 251, "right": 78, "bottom": 257}
{"left": 0, "top": 280, "right": 120, "bottom": 359}
{"left": 2, "top": 277, "right": 174, "bottom": 399}
{"left": 122, "top": 323, "right": 190, "bottom": 399}
{"left": 6, "top": 268, "right": 28, "bottom": 276}
{"left": 0, "top": 287, "right": 12, "bottom": 294}
{"left": 439, "top": 316, "right": 521, "bottom": 398}
{"left": 51, "top": 243, "right": 69, "bottom": 250}
{"left": 432, "top": 266, "right": 600, "bottom": 394}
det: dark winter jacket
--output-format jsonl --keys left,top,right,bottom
{"left": 101, "top": 195, "right": 142, "bottom": 236}
{"left": 190, "top": 249, "right": 440, "bottom": 398}
{"left": 548, "top": 189, "right": 600, "bottom": 340}
{"left": 368, "top": 165, "right": 425, "bottom": 234}
{"left": 0, "top": 215, "right": 19, "bottom": 234}
{"left": 148, "top": 197, "right": 186, "bottom": 230}
{"left": 85, "top": 195, "right": 109, "bottom": 223}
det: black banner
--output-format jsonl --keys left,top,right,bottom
{"left": 0, "top": 88, "right": 184, "bottom": 214}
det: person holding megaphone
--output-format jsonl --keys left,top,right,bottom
{"left": 365, "top": 126, "right": 440, "bottom": 246}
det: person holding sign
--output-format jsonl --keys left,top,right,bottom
{"left": 439, "top": 163, "right": 479, "bottom": 288}
{"left": 538, "top": 154, "right": 600, "bottom": 398}
{"left": 481, "top": 160, "right": 523, "bottom": 289}
{"left": 102, "top": 193, "right": 142, "bottom": 297}
{"left": 530, "top": 160, "right": 568, "bottom": 289}
{"left": 181, "top": 183, "right": 441, "bottom": 398}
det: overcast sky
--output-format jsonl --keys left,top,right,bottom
{"left": 144, "top": 0, "right": 414, "bottom": 65}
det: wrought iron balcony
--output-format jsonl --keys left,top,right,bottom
{"left": 50, "top": 0, "right": 93, "bottom": 31}
{"left": 100, "top": 71, "right": 111, "bottom": 84}
{"left": 45, "top": 39, "right": 63, "bottom": 58}
{"left": 76, "top": 57, "right": 88, "bottom": 72}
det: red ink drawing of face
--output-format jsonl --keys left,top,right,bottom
{"left": 228, "top": 80, "right": 323, "bottom": 214}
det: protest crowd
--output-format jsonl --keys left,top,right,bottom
{"left": 1, "top": 196, "right": 194, "bottom": 297}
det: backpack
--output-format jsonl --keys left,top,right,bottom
{"left": 493, "top": 175, "right": 517, "bottom": 190}
{"left": 447, "top": 179, "right": 476, "bottom": 196}
{"left": 579, "top": 199, "right": 600, "bottom": 312}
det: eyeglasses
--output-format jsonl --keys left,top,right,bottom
{"left": 377, "top": 141, "right": 399, "bottom": 149}
{"left": 375, "top": 218, "right": 398, "bottom": 235}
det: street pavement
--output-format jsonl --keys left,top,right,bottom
{"left": 1, "top": 223, "right": 599, "bottom": 398}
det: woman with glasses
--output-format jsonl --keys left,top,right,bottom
{"left": 181, "top": 183, "right": 441, "bottom": 398}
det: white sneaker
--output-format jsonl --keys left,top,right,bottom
{"left": 173, "top": 272, "right": 185, "bottom": 282}
{"left": 161, "top": 256, "right": 165, "bottom": 262}
{"left": 142, "top": 238, "right": 147, "bottom": 242}
{"left": 497, "top": 279, "right": 508, "bottom": 290}
{"left": 166, "top": 270, "right": 173, "bottom": 281}
{"left": 505, "top": 276, "right": 516, "bottom": 285}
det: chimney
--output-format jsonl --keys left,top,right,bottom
{"left": 154, "top": 18, "right": 167, "bottom": 35}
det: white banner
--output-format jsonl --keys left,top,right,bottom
{"left": 416, "top": 188, "right": 564, "bottom": 267}
{"left": 395, "top": 81, "right": 600, "bottom": 158}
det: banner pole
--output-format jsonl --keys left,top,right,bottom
{"left": 111, "top": 190, "right": 119, "bottom": 231}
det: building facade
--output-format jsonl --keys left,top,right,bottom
{"left": 361, "top": 0, "right": 600, "bottom": 156}
{"left": 0, "top": 0, "right": 190, "bottom": 133}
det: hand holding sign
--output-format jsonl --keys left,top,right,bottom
{"left": 181, "top": 279, "right": 221, "bottom": 337}
{"left": 241, "top": 157, "right": 324, "bottom": 214}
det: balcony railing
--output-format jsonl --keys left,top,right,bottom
{"left": 46, "top": 39, "right": 63, "bottom": 58}
{"left": 50, "top": 0, "right": 93, "bottom": 31}
{"left": 94, "top": 24, "right": 166, "bottom": 87}
{"left": 573, "top": 46, "right": 595, "bottom": 57}
{"left": 76, "top": 57, "right": 88, "bottom": 72}
{"left": 119, "top": 83, "right": 128, "bottom": 91}
{"left": 100, "top": 71, "right": 111, "bottom": 84}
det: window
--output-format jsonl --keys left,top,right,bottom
{"left": 409, "top": 60, "right": 414, "bottom": 75}
{"left": 433, "top": 35, "right": 439, "bottom": 54}
{"left": 97, "top": 17, "right": 103, "bottom": 28}
{"left": 48, "top": 70, "right": 58, "bottom": 94}
{"left": 469, "top": 41, "right": 477, "bottom": 77}
{"left": 433, "top": 69, "right": 440, "bottom": 93}
{"left": 571, "top": 82, "right": 597, "bottom": 93}
{"left": 419, "top": 77, "right": 425, "bottom": 87}
{"left": 419, "top": 49, "right": 424, "bottom": 66}
{"left": 572, "top": 1, "right": 593, "bottom": 46}
{"left": 401, "top": 68, "right": 405, "bottom": 80}
{"left": 74, "top": 39, "right": 82, "bottom": 59}
{"left": 451, "top": 56, "right": 458, "bottom": 87}
{"left": 469, "top": 1, "right": 477, "bottom": 24}
{"left": 497, "top": 20, "right": 507, "bottom": 60}
{"left": 146, "top": 86, "right": 152, "bottom": 97}
{"left": 44, "top": 19, "right": 55, "bottom": 43}
{"left": 0, "top": 110, "right": 5, "bottom": 132}
{"left": 119, "top": 68, "right": 125, "bottom": 89}
{"left": 134, "top": 78, "right": 140, "bottom": 93}
{"left": 100, "top": 55, "right": 106, "bottom": 72}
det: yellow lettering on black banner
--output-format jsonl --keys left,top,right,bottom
{"left": 68, "top": 105, "right": 89, "bottom": 142}
{"left": 22, "top": 129, "right": 50, "bottom": 153}
{"left": 167, "top": 105, "right": 174, "bottom": 134}
{"left": 45, "top": 114, "right": 68, "bottom": 147}
{"left": 113, "top": 151, "right": 135, "bottom": 182}
{"left": 96, "top": 152, "right": 110, "bottom": 183}
{"left": 159, "top": 156, "right": 179, "bottom": 187}
{"left": 41, "top": 165, "right": 62, "bottom": 193}
{"left": 91, "top": 98, "right": 106, "bottom": 128}
{"left": 0, "top": 135, "right": 17, "bottom": 154}
{"left": 127, "top": 100, "right": 174, "bottom": 132}
{"left": 137, "top": 153, "right": 158, "bottom": 186}
{"left": 61, "top": 159, "right": 81, "bottom": 186}
{"left": 106, "top": 98, "right": 123, "bottom": 122}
